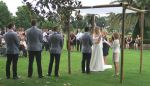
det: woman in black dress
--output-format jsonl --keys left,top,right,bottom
{"left": 102, "top": 31, "right": 111, "bottom": 64}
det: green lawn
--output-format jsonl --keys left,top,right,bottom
{"left": 0, "top": 48, "right": 150, "bottom": 86}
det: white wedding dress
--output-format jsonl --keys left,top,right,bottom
{"left": 90, "top": 35, "right": 112, "bottom": 71}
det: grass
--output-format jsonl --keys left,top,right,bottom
{"left": 0, "top": 48, "right": 150, "bottom": 86}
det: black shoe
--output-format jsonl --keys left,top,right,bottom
{"left": 39, "top": 75, "right": 44, "bottom": 78}
{"left": 82, "top": 71, "right": 85, "bottom": 73}
{"left": 13, "top": 76, "right": 19, "bottom": 80}
{"left": 6, "top": 77, "right": 10, "bottom": 79}
{"left": 55, "top": 76, "right": 59, "bottom": 81}
{"left": 86, "top": 72, "right": 90, "bottom": 74}
{"left": 28, "top": 75, "right": 32, "bottom": 78}
{"left": 47, "top": 73, "right": 51, "bottom": 76}
{"left": 86, "top": 70, "right": 90, "bottom": 74}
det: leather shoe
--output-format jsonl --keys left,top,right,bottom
{"left": 39, "top": 75, "right": 44, "bottom": 78}
{"left": 13, "top": 76, "right": 19, "bottom": 80}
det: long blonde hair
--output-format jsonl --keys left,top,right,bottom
{"left": 113, "top": 32, "right": 120, "bottom": 39}
{"left": 93, "top": 26, "right": 101, "bottom": 35}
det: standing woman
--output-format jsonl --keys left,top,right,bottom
{"left": 90, "top": 26, "right": 105, "bottom": 71}
{"left": 102, "top": 31, "right": 111, "bottom": 65}
{"left": 134, "top": 35, "right": 140, "bottom": 50}
{"left": 112, "top": 32, "right": 120, "bottom": 76}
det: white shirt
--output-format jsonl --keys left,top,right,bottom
{"left": 76, "top": 32, "right": 83, "bottom": 40}
{"left": 112, "top": 39, "right": 120, "bottom": 53}
{"left": 43, "top": 32, "right": 48, "bottom": 42}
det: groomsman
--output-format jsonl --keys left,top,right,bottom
{"left": 80, "top": 27, "right": 93, "bottom": 74}
{"left": 26, "top": 19, "right": 43, "bottom": 78}
{"left": 4, "top": 23, "right": 20, "bottom": 79}
{"left": 47, "top": 27, "right": 63, "bottom": 78}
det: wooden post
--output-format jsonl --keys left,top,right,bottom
{"left": 77, "top": 3, "right": 122, "bottom": 9}
{"left": 120, "top": 7, "right": 126, "bottom": 83}
{"left": 140, "top": 12, "right": 144, "bottom": 73}
{"left": 67, "top": 15, "right": 71, "bottom": 74}
{"left": 91, "top": 14, "right": 95, "bottom": 33}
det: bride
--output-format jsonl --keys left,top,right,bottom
{"left": 90, "top": 26, "right": 112, "bottom": 71}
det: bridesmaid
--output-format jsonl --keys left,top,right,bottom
{"left": 102, "top": 30, "right": 111, "bottom": 65}
{"left": 112, "top": 32, "right": 120, "bottom": 76}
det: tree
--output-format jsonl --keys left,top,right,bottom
{"left": 0, "top": 1, "right": 11, "bottom": 29}
{"left": 41, "top": 20, "right": 57, "bottom": 29}
{"left": 15, "top": 5, "right": 38, "bottom": 29}
{"left": 108, "top": 13, "right": 138, "bottom": 34}
{"left": 95, "top": 16, "right": 107, "bottom": 28}
{"left": 83, "top": 14, "right": 91, "bottom": 26}
{"left": 111, "top": 0, "right": 150, "bottom": 42}
{"left": 74, "top": 14, "right": 85, "bottom": 29}
{"left": 71, "top": 14, "right": 89, "bottom": 31}
{"left": 131, "top": 0, "right": 150, "bottom": 40}
{"left": 23, "top": 0, "right": 82, "bottom": 74}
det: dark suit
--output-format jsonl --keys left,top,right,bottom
{"left": 4, "top": 30, "right": 20, "bottom": 78}
{"left": 26, "top": 26, "right": 43, "bottom": 78}
{"left": 47, "top": 32, "right": 63, "bottom": 77}
{"left": 80, "top": 32, "right": 92, "bottom": 73}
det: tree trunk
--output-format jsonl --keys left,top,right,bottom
{"left": 66, "top": 15, "right": 71, "bottom": 74}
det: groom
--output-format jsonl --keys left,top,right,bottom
{"left": 80, "top": 27, "right": 93, "bottom": 74}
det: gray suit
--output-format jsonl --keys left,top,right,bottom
{"left": 47, "top": 32, "right": 63, "bottom": 77}
{"left": 26, "top": 26, "right": 43, "bottom": 51}
{"left": 4, "top": 31, "right": 20, "bottom": 54}
{"left": 26, "top": 26, "right": 43, "bottom": 78}
{"left": 4, "top": 30, "right": 20, "bottom": 78}
{"left": 80, "top": 32, "right": 92, "bottom": 73}
{"left": 48, "top": 32, "right": 63, "bottom": 54}
{"left": 80, "top": 32, "right": 93, "bottom": 53}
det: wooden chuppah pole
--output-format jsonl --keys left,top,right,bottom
{"left": 140, "top": 12, "right": 144, "bottom": 73}
{"left": 120, "top": 6, "right": 126, "bottom": 83}
{"left": 126, "top": 6, "right": 146, "bottom": 13}
{"left": 91, "top": 14, "right": 95, "bottom": 33}
{"left": 78, "top": 3, "right": 122, "bottom": 9}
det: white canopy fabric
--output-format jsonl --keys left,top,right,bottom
{"left": 76, "top": 7, "right": 136, "bottom": 14}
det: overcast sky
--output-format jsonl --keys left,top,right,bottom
{"left": 2, "top": 0, "right": 23, "bottom": 15}
{"left": 1, "top": 0, "right": 114, "bottom": 16}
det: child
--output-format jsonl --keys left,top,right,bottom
{"left": 112, "top": 32, "right": 120, "bottom": 76}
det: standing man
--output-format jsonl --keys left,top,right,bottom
{"left": 4, "top": 23, "right": 20, "bottom": 79}
{"left": 76, "top": 29, "right": 83, "bottom": 51}
{"left": 47, "top": 27, "right": 63, "bottom": 79}
{"left": 26, "top": 19, "right": 43, "bottom": 78}
{"left": 80, "top": 27, "right": 92, "bottom": 74}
